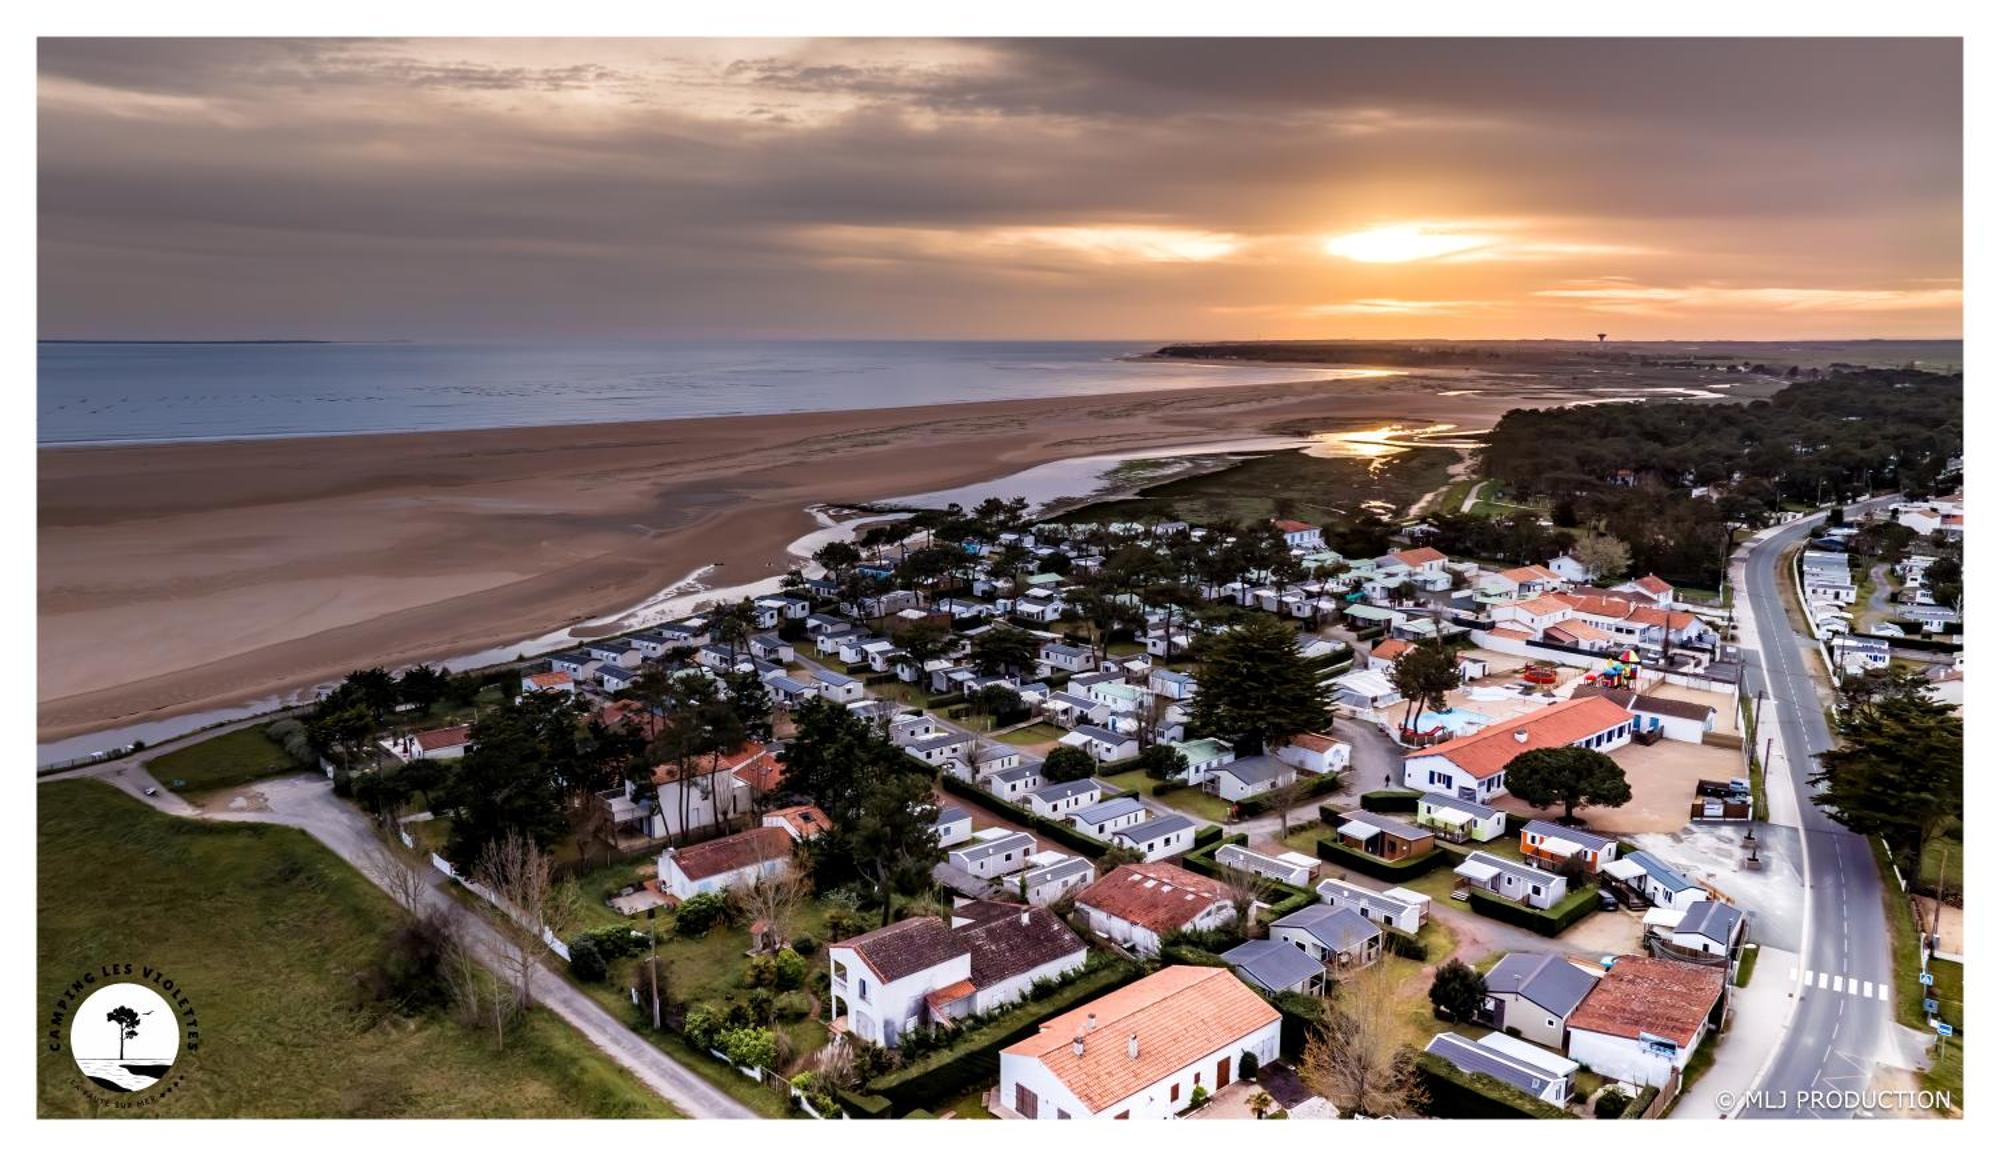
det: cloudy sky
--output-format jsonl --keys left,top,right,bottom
{"left": 38, "top": 38, "right": 1961, "bottom": 341}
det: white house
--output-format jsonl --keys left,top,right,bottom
{"left": 932, "top": 805, "right": 975, "bottom": 849}
{"left": 656, "top": 826, "right": 794, "bottom": 901}
{"left": 1068, "top": 797, "right": 1149, "bottom": 839}
{"left": 1000, "top": 851, "right": 1097, "bottom": 907}
{"left": 1402, "top": 695, "right": 1634, "bottom": 803}
{"left": 1061, "top": 726, "right": 1140, "bottom": 764}
{"left": 1167, "top": 737, "right": 1236, "bottom": 779}
{"left": 1520, "top": 820, "right": 1620, "bottom": 872}
{"left": 1148, "top": 669, "right": 1198, "bottom": 701}
{"left": 1024, "top": 778, "right": 1106, "bottom": 819}
{"left": 1269, "top": 905, "right": 1386, "bottom": 971}
{"left": 519, "top": 670, "right": 575, "bottom": 699}
{"left": 1454, "top": 851, "right": 1568, "bottom": 910}
{"left": 384, "top": 723, "right": 470, "bottom": 763}
{"left": 1415, "top": 792, "right": 1507, "bottom": 843}
{"left": 1073, "top": 863, "right": 1235, "bottom": 957}
{"left": 1479, "top": 952, "right": 1601, "bottom": 1051}
{"left": 1038, "top": 642, "right": 1095, "bottom": 674}
{"left": 1425, "top": 1032, "right": 1575, "bottom": 1106}
{"left": 1216, "top": 844, "right": 1318, "bottom": 888}
{"left": 1204, "top": 755, "right": 1297, "bottom": 803}
{"left": 829, "top": 905, "right": 1087, "bottom": 1048}
{"left": 997, "top": 966, "right": 1281, "bottom": 1119}
{"left": 1668, "top": 900, "right": 1744, "bottom": 959}
{"left": 1332, "top": 669, "right": 1402, "bottom": 711}
{"left": 1273, "top": 519, "right": 1326, "bottom": 550}
{"left": 1548, "top": 553, "right": 1592, "bottom": 584}
{"left": 1602, "top": 851, "right": 1707, "bottom": 911}
{"left": 1273, "top": 732, "right": 1351, "bottom": 776}
{"left": 814, "top": 670, "right": 866, "bottom": 704}
{"left": 947, "top": 829, "right": 1039, "bottom": 880}
{"left": 1109, "top": 813, "right": 1198, "bottom": 862}
{"left": 1315, "top": 876, "right": 1431, "bottom": 936}
{"left": 1565, "top": 956, "right": 1726, "bottom": 1088}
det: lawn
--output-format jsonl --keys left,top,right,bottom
{"left": 1866, "top": 835, "right": 1961, "bottom": 1114}
{"left": 1733, "top": 943, "right": 1760, "bottom": 988}
{"left": 994, "top": 723, "right": 1066, "bottom": 747}
{"left": 142, "top": 725, "right": 303, "bottom": 793}
{"left": 1918, "top": 831, "right": 1963, "bottom": 901}
{"left": 37, "top": 779, "right": 673, "bottom": 1118}
{"left": 1377, "top": 920, "right": 1462, "bottom": 1053}
{"left": 1063, "top": 445, "right": 1460, "bottom": 528}
{"left": 1098, "top": 768, "right": 1235, "bottom": 824}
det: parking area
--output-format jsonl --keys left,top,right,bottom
{"left": 1497, "top": 737, "right": 1746, "bottom": 835}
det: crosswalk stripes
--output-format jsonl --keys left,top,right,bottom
{"left": 1797, "top": 968, "right": 1890, "bottom": 1000}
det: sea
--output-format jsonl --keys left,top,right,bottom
{"left": 37, "top": 339, "right": 1382, "bottom": 446}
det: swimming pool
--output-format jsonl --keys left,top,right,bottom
{"left": 1414, "top": 708, "right": 1493, "bottom": 737}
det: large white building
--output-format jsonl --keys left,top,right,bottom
{"left": 1565, "top": 956, "right": 1726, "bottom": 1088}
{"left": 998, "top": 966, "right": 1282, "bottom": 1119}
{"left": 1402, "top": 695, "right": 1635, "bottom": 803}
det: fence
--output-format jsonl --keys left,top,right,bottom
{"left": 428, "top": 852, "right": 573, "bottom": 962}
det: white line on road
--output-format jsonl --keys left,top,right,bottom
{"left": 1818, "top": 972, "right": 1831, "bottom": 989}
{"left": 1862, "top": 981, "right": 1874, "bottom": 999}
{"left": 1879, "top": 985, "right": 1891, "bottom": 1002}
{"left": 1803, "top": 969, "right": 1815, "bottom": 986}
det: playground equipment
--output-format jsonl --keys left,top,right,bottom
{"left": 1583, "top": 650, "right": 1641, "bottom": 690}
{"left": 1520, "top": 661, "right": 1560, "bottom": 687}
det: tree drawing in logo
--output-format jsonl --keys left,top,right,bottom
{"left": 106, "top": 1006, "right": 142, "bottom": 1060}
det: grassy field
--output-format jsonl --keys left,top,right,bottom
{"left": 1865, "top": 835, "right": 1960, "bottom": 1113}
{"left": 142, "top": 726, "right": 303, "bottom": 793}
{"left": 994, "top": 723, "right": 1066, "bottom": 747}
{"left": 1918, "top": 831, "right": 1963, "bottom": 900}
{"left": 38, "top": 779, "right": 673, "bottom": 1118}
{"left": 1063, "top": 445, "right": 1459, "bottom": 527}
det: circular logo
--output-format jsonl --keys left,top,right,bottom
{"left": 71, "top": 982, "right": 179, "bottom": 1093}
{"left": 47, "top": 963, "right": 199, "bottom": 1107}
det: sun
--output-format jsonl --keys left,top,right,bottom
{"left": 1322, "top": 224, "right": 1490, "bottom": 263}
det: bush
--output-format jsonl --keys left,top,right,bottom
{"left": 720, "top": 1026, "right": 779, "bottom": 1072}
{"left": 1187, "top": 1084, "right": 1210, "bottom": 1111}
{"left": 567, "top": 938, "right": 608, "bottom": 983}
{"left": 1356, "top": 789, "right": 1423, "bottom": 813}
{"left": 1238, "top": 1050, "right": 1259, "bottom": 1081}
{"left": 773, "top": 991, "right": 813, "bottom": 1021}
{"left": 774, "top": 947, "right": 808, "bottom": 991}
{"left": 673, "top": 890, "right": 731, "bottom": 936}
{"left": 1388, "top": 931, "right": 1430, "bottom": 962}
{"left": 743, "top": 954, "right": 779, "bottom": 989}
{"left": 683, "top": 1002, "right": 726, "bottom": 1050}
{"left": 791, "top": 933, "right": 819, "bottom": 957}
{"left": 1595, "top": 1088, "right": 1632, "bottom": 1118}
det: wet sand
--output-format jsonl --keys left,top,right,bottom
{"left": 38, "top": 369, "right": 1619, "bottom": 741}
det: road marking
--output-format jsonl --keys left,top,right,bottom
{"left": 1849, "top": 977, "right": 1862, "bottom": 995}
{"left": 1790, "top": 968, "right": 1800, "bottom": 983}
{"left": 1862, "top": 981, "right": 1874, "bottom": 998}
{"left": 1803, "top": 969, "right": 1815, "bottom": 986}
{"left": 1879, "top": 985, "right": 1890, "bottom": 1002}
{"left": 1818, "top": 972, "right": 1830, "bottom": 989}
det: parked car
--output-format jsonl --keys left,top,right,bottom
{"left": 1596, "top": 889, "right": 1621, "bottom": 911}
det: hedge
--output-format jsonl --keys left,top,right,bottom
{"left": 1619, "top": 1085, "right": 1660, "bottom": 1119}
{"left": 1272, "top": 990, "right": 1323, "bottom": 1058}
{"left": 1415, "top": 1051, "right": 1574, "bottom": 1119}
{"left": 1357, "top": 789, "right": 1424, "bottom": 813}
{"left": 1191, "top": 824, "right": 1226, "bottom": 853}
{"left": 835, "top": 1088, "right": 892, "bottom": 1119}
{"left": 863, "top": 959, "right": 1142, "bottom": 1114}
{"left": 1317, "top": 839, "right": 1447, "bottom": 883}
{"left": 936, "top": 773, "right": 1111, "bottom": 858}
{"left": 1465, "top": 882, "right": 1600, "bottom": 936}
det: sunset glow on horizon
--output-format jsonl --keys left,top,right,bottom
{"left": 37, "top": 38, "right": 1962, "bottom": 341}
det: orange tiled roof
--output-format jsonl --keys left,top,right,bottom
{"left": 1509, "top": 595, "right": 1575, "bottom": 617}
{"left": 1273, "top": 519, "right": 1317, "bottom": 533}
{"left": 1001, "top": 966, "right": 1279, "bottom": 1114}
{"left": 1074, "top": 863, "right": 1228, "bottom": 936}
{"left": 1499, "top": 565, "right": 1561, "bottom": 584}
{"left": 1284, "top": 731, "right": 1342, "bottom": 753}
{"left": 1568, "top": 955, "right": 1725, "bottom": 1046}
{"left": 525, "top": 671, "right": 571, "bottom": 688}
{"left": 413, "top": 724, "right": 469, "bottom": 750}
{"left": 1402, "top": 695, "right": 1633, "bottom": 779}
{"left": 1547, "top": 620, "right": 1615, "bottom": 644}
{"left": 1632, "top": 574, "right": 1673, "bottom": 596}
{"left": 1393, "top": 546, "right": 1447, "bottom": 566}
{"left": 1371, "top": 639, "right": 1413, "bottom": 662}
{"left": 765, "top": 804, "right": 832, "bottom": 840}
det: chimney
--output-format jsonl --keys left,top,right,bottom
{"left": 1085, "top": 1013, "right": 1097, "bottom": 1033}
{"left": 1513, "top": 729, "right": 1529, "bottom": 743}
{"left": 1127, "top": 1033, "right": 1140, "bottom": 1059}
{"left": 1073, "top": 1035, "right": 1086, "bottom": 1057}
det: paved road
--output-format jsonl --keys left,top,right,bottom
{"left": 49, "top": 764, "right": 757, "bottom": 1119}
{"left": 1734, "top": 499, "right": 1919, "bottom": 1118}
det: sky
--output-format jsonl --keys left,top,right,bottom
{"left": 37, "top": 38, "right": 1962, "bottom": 341}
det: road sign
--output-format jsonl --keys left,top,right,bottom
{"left": 1937, "top": 1023, "right": 1955, "bottom": 1038}
{"left": 1923, "top": 998, "right": 1940, "bottom": 1014}
{"left": 1920, "top": 971, "right": 1934, "bottom": 987}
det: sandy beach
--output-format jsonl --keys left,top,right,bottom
{"left": 38, "top": 368, "right": 1650, "bottom": 742}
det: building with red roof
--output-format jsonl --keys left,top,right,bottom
{"left": 1401, "top": 695, "right": 1636, "bottom": 803}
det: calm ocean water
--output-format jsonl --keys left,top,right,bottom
{"left": 38, "top": 340, "right": 1373, "bottom": 446}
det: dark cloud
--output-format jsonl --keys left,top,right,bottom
{"left": 36, "top": 38, "right": 1961, "bottom": 340}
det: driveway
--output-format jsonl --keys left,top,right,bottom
{"left": 52, "top": 766, "right": 756, "bottom": 1120}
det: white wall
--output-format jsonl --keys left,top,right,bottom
{"left": 1567, "top": 1027, "right": 1694, "bottom": 1089}
{"left": 997, "top": 1018, "right": 1282, "bottom": 1119}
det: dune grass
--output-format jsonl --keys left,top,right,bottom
{"left": 38, "top": 779, "right": 673, "bottom": 1118}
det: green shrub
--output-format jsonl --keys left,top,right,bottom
{"left": 682, "top": 1002, "right": 726, "bottom": 1050}
{"left": 1595, "top": 1088, "right": 1632, "bottom": 1118}
{"left": 568, "top": 938, "right": 608, "bottom": 983}
{"left": 773, "top": 991, "right": 813, "bottom": 1021}
{"left": 672, "top": 890, "right": 731, "bottom": 936}
{"left": 743, "top": 954, "right": 779, "bottom": 989}
{"left": 774, "top": 947, "right": 808, "bottom": 991}
{"left": 791, "top": 933, "right": 819, "bottom": 957}
{"left": 720, "top": 1026, "right": 778, "bottom": 1072}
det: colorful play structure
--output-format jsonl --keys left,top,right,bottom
{"left": 1582, "top": 650, "right": 1642, "bottom": 690}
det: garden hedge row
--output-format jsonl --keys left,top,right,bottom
{"left": 936, "top": 773, "right": 1111, "bottom": 858}
{"left": 1465, "top": 882, "right": 1599, "bottom": 937}
{"left": 1316, "top": 840, "right": 1447, "bottom": 883}
{"left": 1414, "top": 1051, "right": 1574, "bottom": 1120}
{"left": 1356, "top": 789, "right": 1424, "bottom": 813}
{"left": 863, "top": 959, "right": 1143, "bottom": 1115}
